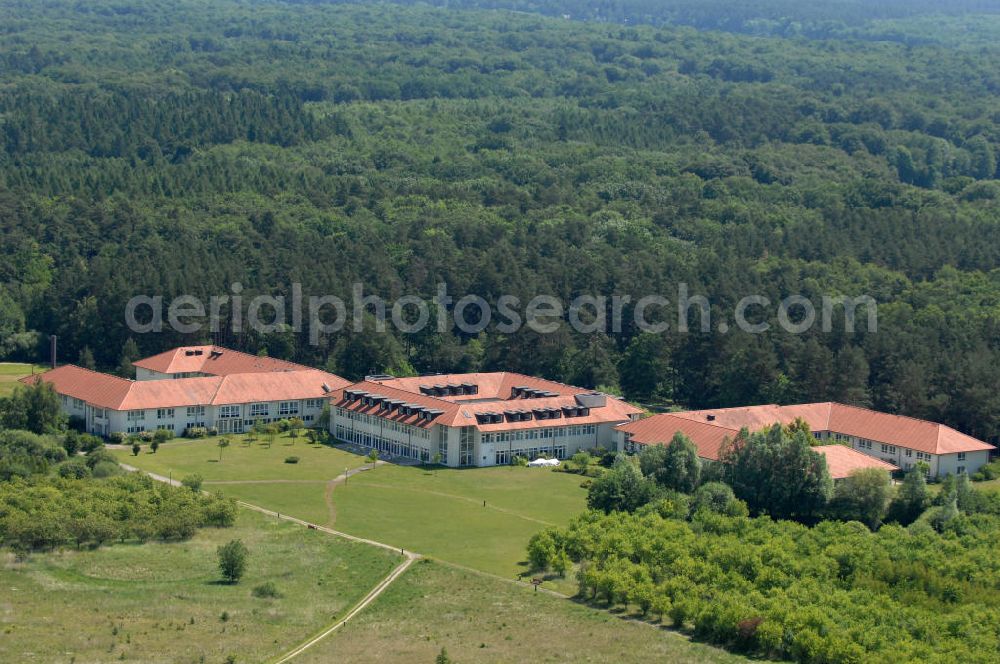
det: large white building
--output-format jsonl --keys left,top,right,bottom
{"left": 330, "top": 373, "right": 642, "bottom": 467}
{"left": 21, "top": 346, "right": 350, "bottom": 437}
{"left": 616, "top": 402, "right": 994, "bottom": 479}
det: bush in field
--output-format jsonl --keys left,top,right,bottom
{"left": 218, "top": 539, "right": 249, "bottom": 583}
{"left": 181, "top": 474, "right": 204, "bottom": 493}
{"left": 284, "top": 456, "right": 299, "bottom": 464}
{"left": 252, "top": 581, "right": 282, "bottom": 598}
{"left": 152, "top": 429, "right": 173, "bottom": 445}
{"left": 0, "top": 474, "right": 237, "bottom": 551}
{"left": 58, "top": 459, "right": 91, "bottom": 479}
{"left": 91, "top": 460, "right": 121, "bottom": 478}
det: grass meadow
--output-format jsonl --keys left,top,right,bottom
{"left": 296, "top": 559, "right": 749, "bottom": 664}
{"left": 116, "top": 435, "right": 589, "bottom": 580}
{"left": 0, "top": 363, "right": 46, "bottom": 398}
{"left": 0, "top": 508, "right": 399, "bottom": 663}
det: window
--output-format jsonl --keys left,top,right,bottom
{"left": 219, "top": 405, "right": 241, "bottom": 419}
{"left": 957, "top": 452, "right": 966, "bottom": 461}
{"left": 73, "top": 398, "right": 85, "bottom": 409}
{"left": 880, "top": 444, "right": 896, "bottom": 454}
{"left": 249, "top": 403, "right": 268, "bottom": 417}
{"left": 279, "top": 401, "right": 299, "bottom": 416}
{"left": 157, "top": 408, "right": 174, "bottom": 420}
{"left": 305, "top": 398, "right": 323, "bottom": 409}
{"left": 905, "top": 449, "right": 912, "bottom": 457}
{"left": 127, "top": 410, "right": 145, "bottom": 421}
{"left": 957, "top": 466, "right": 966, "bottom": 475}
{"left": 459, "top": 426, "right": 475, "bottom": 466}
{"left": 187, "top": 405, "right": 205, "bottom": 417}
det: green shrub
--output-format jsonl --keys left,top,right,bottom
{"left": 91, "top": 460, "right": 121, "bottom": 478}
{"left": 252, "top": 581, "right": 282, "bottom": 598}
{"left": 184, "top": 427, "right": 208, "bottom": 439}
{"left": 971, "top": 460, "right": 1000, "bottom": 481}
{"left": 181, "top": 474, "right": 204, "bottom": 492}
{"left": 79, "top": 433, "right": 105, "bottom": 453}
{"left": 58, "top": 459, "right": 92, "bottom": 479}
{"left": 284, "top": 456, "right": 299, "bottom": 464}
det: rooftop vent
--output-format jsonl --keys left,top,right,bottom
{"left": 706, "top": 414, "right": 716, "bottom": 422}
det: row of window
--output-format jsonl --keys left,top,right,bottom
{"left": 126, "top": 400, "right": 316, "bottom": 422}
{"left": 495, "top": 446, "right": 567, "bottom": 465}
{"left": 481, "top": 424, "right": 597, "bottom": 444}
{"left": 334, "top": 425, "right": 431, "bottom": 461}
{"left": 339, "top": 411, "right": 431, "bottom": 439}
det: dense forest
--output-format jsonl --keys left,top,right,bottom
{"left": 2, "top": 1, "right": 1000, "bottom": 443}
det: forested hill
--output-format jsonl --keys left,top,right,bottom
{"left": 363, "top": 0, "right": 1000, "bottom": 42}
{"left": 1, "top": 0, "right": 1000, "bottom": 442}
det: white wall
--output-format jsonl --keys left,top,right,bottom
{"left": 937, "top": 450, "right": 990, "bottom": 477}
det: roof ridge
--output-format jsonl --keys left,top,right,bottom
{"left": 828, "top": 401, "right": 941, "bottom": 430}
{"left": 33, "top": 364, "right": 135, "bottom": 385}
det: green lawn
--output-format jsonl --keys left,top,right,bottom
{"left": 296, "top": 559, "right": 748, "bottom": 664}
{"left": 0, "top": 363, "right": 46, "bottom": 398}
{"left": 332, "top": 464, "right": 587, "bottom": 578}
{"left": 0, "top": 508, "right": 400, "bottom": 663}
{"left": 118, "top": 434, "right": 368, "bottom": 482}
{"left": 116, "top": 440, "right": 589, "bottom": 580}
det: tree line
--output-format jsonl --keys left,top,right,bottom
{"left": 1, "top": 1, "right": 999, "bottom": 444}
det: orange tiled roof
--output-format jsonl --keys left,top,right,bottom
{"left": 619, "top": 402, "right": 993, "bottom": 456}
{"left": 332, "top": 373, "right": 641, "bottom": 430}
{"left": 20, "top": 365, "right": 134, "bottom": 411}
{"left": 813, "top": 444, "right": 898, "bottom": 480}
{"left": 132, "top": 346, "right": 309, "bottom": 376}
{"left": 22, "top": 365, "right": 350, "bottom": 411}
{"left": 371, "top": 372, "right": 581, "bottom": 401}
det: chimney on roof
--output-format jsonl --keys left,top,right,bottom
{"left": 49, "top": 335, "right": 57, "bottom": 369}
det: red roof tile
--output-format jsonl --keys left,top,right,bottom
{"left": 372, "top": 372, "right": 580, "bottom": 400}
{"left": 132, "top": 346, "right": 309, "bottom": 376}
{"left": 19, "top": 365, "right": 134, "bottom": 410}
{"left": 332, "top": 373, "right": 641, "bottom": 430}
{"left": 22, "top": 365, "right": 350, "bottom": 411}
{"left": 813, "top": 444, "right": 898, "bottom": 480}
{"left": 620, "top": 402, "right": 993, "bottom": 456}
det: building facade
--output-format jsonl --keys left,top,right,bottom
{"left": 616, "top": 402, "right": 994, "bottom": 479}
{"left": 22, "top": 346, "right": 350, "bottom": 437}
{"left": 330, "top": 372, "right": 642, "bottom": 467}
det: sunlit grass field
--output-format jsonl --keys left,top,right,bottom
{"left": 116, "top": 436, "right": 588, "bottom": 579}
{"left": 296, "top": 559, "right": 749, "bottom": 664}
{"left": 0, "top": 363, "right": 46, "bottom": 398}
{"left": 0, "top": 508, "right": 399, "bottom": 663}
